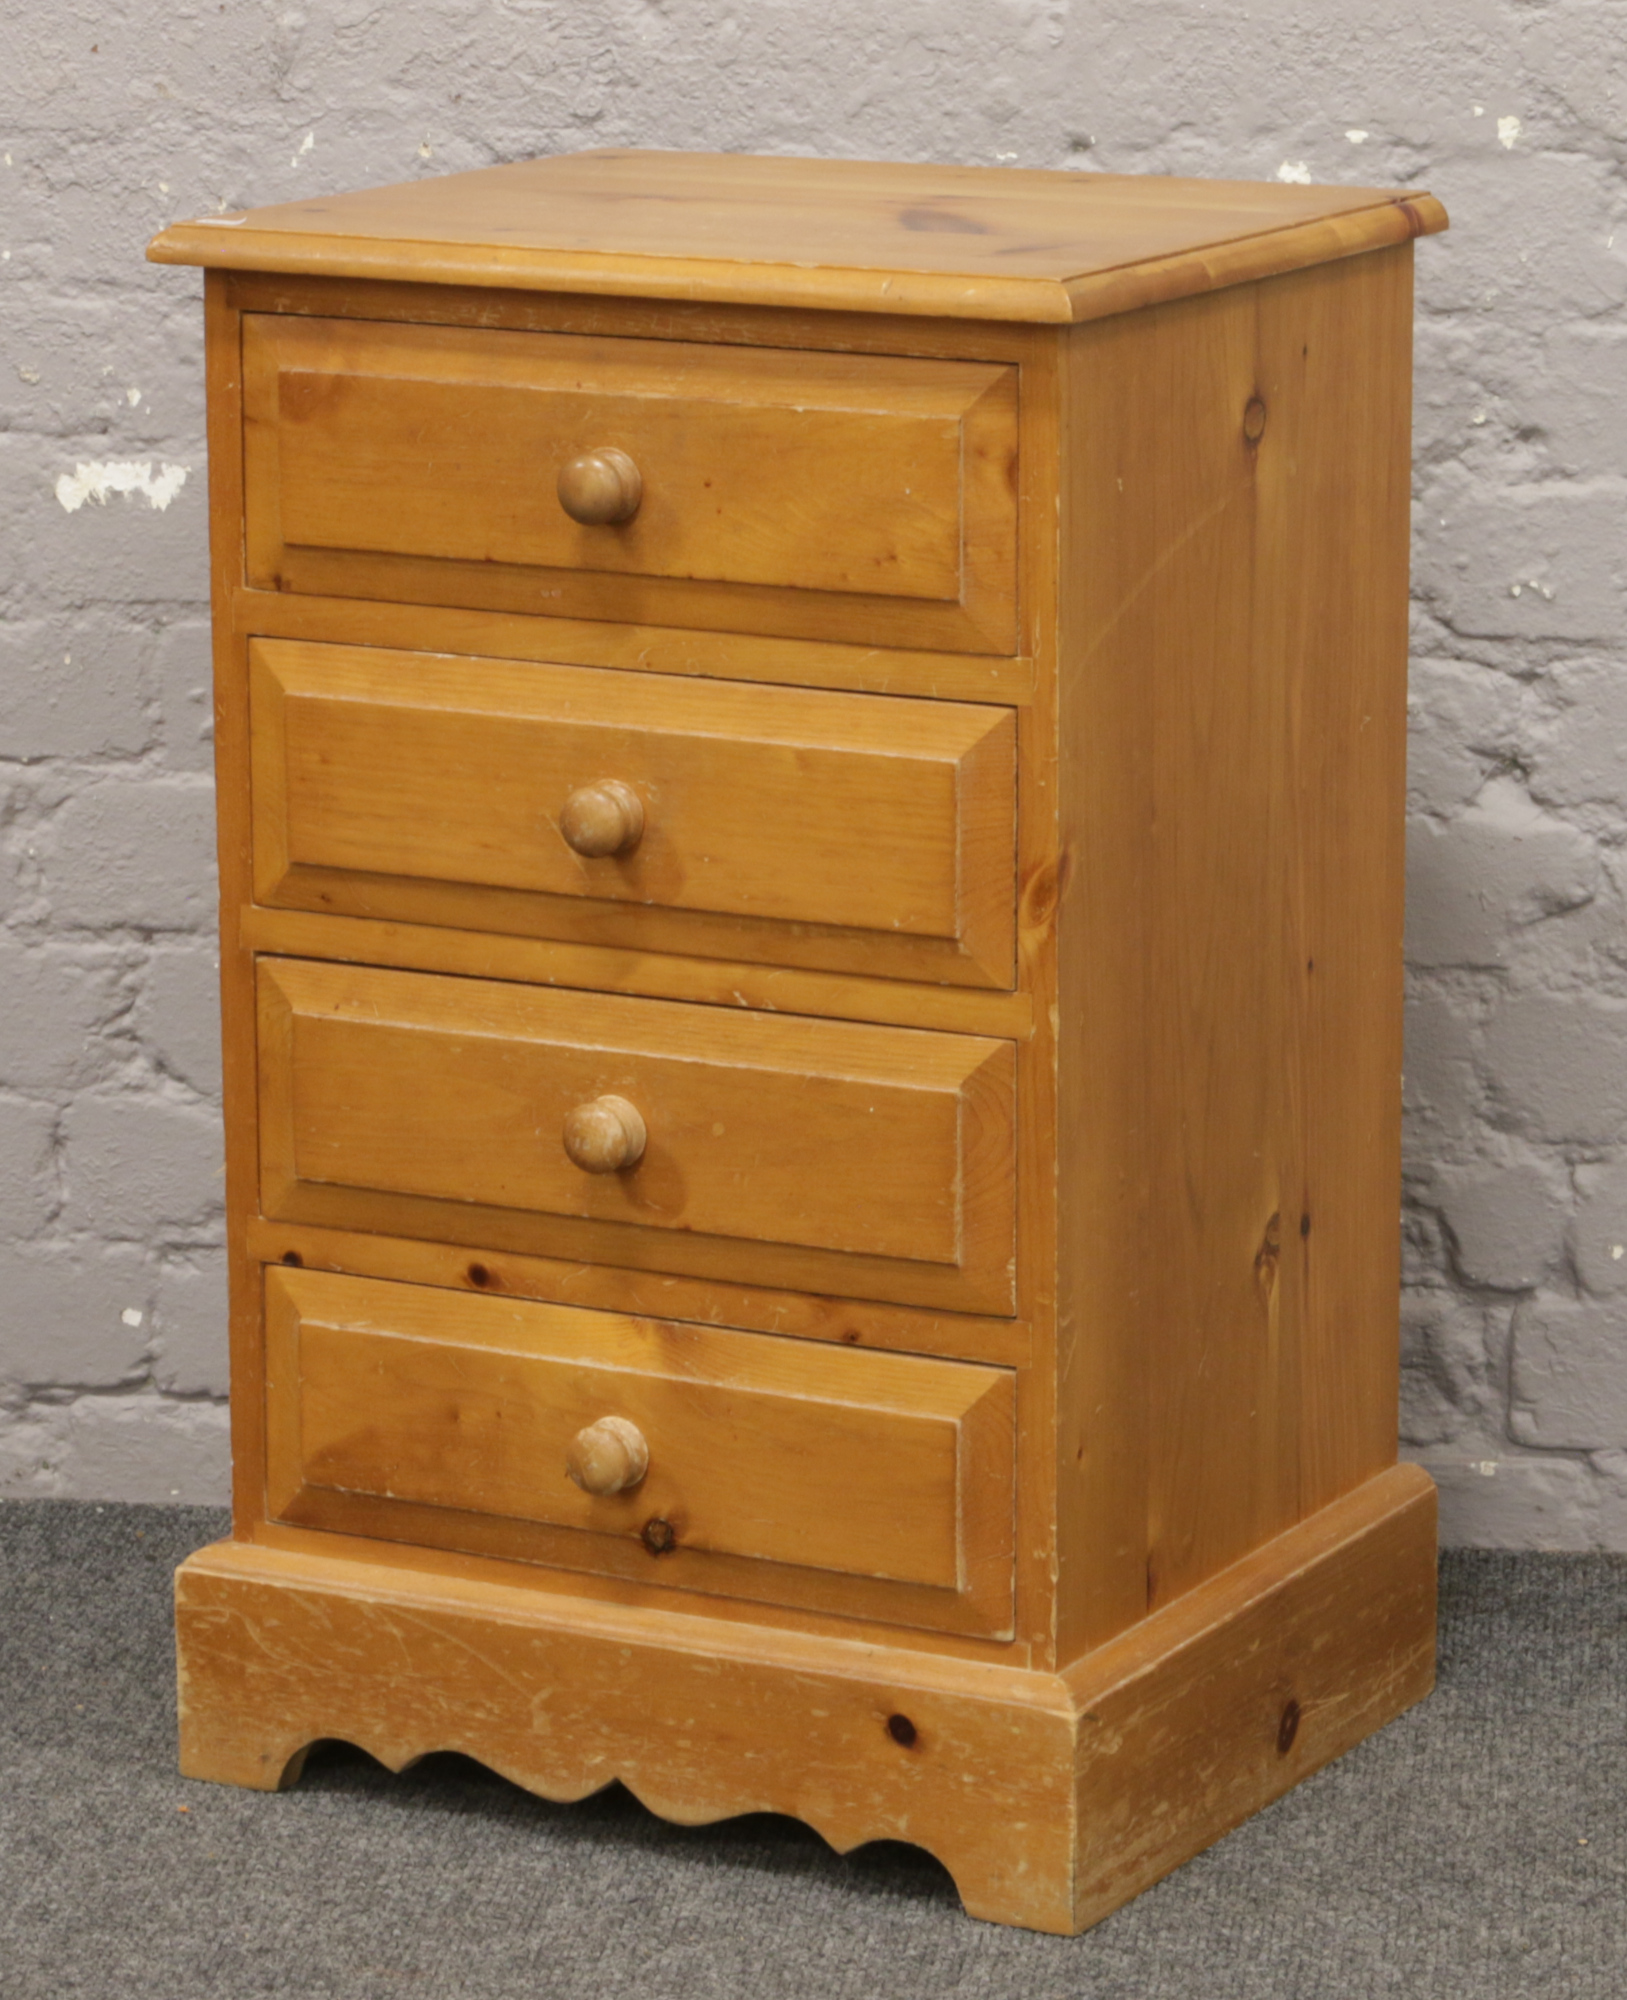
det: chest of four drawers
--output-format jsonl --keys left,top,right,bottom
{"left": 154, "top": 151, "right": 1443, "bottom": 1933}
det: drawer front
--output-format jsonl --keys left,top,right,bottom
{"left": 265, "top": 1267, "right": 1015, "bottom": 1635}
{"left": 243, "top": 315, "right": 1018, "bottom": 653}
{"left": 258, "top": 957, "right": 1016, "bottom": 1314}
{"left": 250, "top": 638, "right": 1016, "bottom": 988}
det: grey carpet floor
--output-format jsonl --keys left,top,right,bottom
{"left": 0, "top": 1502, "right": 1621, "bottom": 2000}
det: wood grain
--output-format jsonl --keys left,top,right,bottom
{"left": 1052, "top": 246, "right": 1418, "bottom": 1655}
{"left": 264, "top": 1265, "right": 1015, "bottom": 1633}
{"left": 244, "top": 1217, "right": 1033, "bottom": 1368}
{"left": 249, "top": 637, "right": 1016, "bottom": 986}
{"left": 220, "top": 268, "right": 1050, "bottom": 367}
{"left": 243, "top": 313, "right": 1018, "bottom": 652}
{"left": 257, "top": 957, "right": 1018, "bottom": 1312}
{"left": 235, "top": 905, "right": 1035, "bottom": 1041}
{"left": 1003, "top": 328, "right": 1067, "bottom": 1665}
{"left": 175, "top": 1462, "right": 1435, "bottom": 1934}
{"left": 244, "top": 1510, "right": 1034, "bottom": 1663}
{"left": 199, "top": 271, "right": 269, "bottom": 1536}
{"left": 233, "top": 585, "right": 1037, "bottom": 705}
{"left": 150, "top": 148, "right": 1446, "bottom": 325}
{"left": 1063, "top": 1463, "right": 1436, "bottom": 1930}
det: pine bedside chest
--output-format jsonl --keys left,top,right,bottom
{"left": 147, "top": 150, "right": 1448, "bottom": 1934}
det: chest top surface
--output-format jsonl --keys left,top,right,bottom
{"left": 147, "top": 146, "right": 1445, "bottom": 322}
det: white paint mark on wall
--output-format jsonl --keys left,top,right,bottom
{"left": 121, "top": 1308, "right": 144, "bottom": 1328}
{"left": 292, "top": 130, "right": 314, "bottom": 168}
{"left": 419, "top": 138, "right": 433, "bottom": 159}
{"left": 1345, "top": 128, "right": 1369, "bottom": 144}
{"left": 17, "top": 364, "right": 40, "bottom": 384}
{"left": 126, "top": 387, "right": 141, "bottom": 407}
{"left": 54, "top": 461, "right": 189, "bottom": 514}
{"left": 1473, "top": 104, "right": 1485, "bottom": 117}
{"left": 1498, "top": 114, "right": 1522, "bottom": 148}
{"left": 1276, "top": 160, "right": 1312, "bottom": 184}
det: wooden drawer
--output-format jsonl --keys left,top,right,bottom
{"left": 258, "top": 957, "right": 1016, "bottom": 1315}
{"left": 242, "top": 315, "right": 1018, "bottom": 654}
{"left": 249, "top": 638, "right": 1016, "bottom": 987}
{"left": 265, "top": 1266, "right": 1015, "bottom": 1635}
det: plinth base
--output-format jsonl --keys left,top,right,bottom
{"left": 175, "top": 1463, "right": 1435, "bottom": 1934}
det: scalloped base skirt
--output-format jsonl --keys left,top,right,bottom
{"left": 174, "top": 1464, "right": 1436, "bottom": 1934}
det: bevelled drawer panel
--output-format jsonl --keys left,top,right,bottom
{"left": 242, "top": 315, "right": 1019, "bottom": 653}
{"left": 264, "top": 1265, "right": 1015, "bottom": 1635}
{"left": 257, "top": 958, "right": 1017, "bottom": 1315}
{"left": 249, "top": 638, "right": 1016, "bottom": 989}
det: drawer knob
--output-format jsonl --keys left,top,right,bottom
{"left": 563, "top": 1093, "right": 647, "bottom": 1173}
{"left": 565, "top": 1415, "right": 649, "bottom": 1496}
{"left": 557, "top": 447, "right": 642, "bottom": 526}
{"left": 560, "top": 779, "right": 645, "bottom": 858}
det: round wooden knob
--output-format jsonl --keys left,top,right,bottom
{"left": 565, "top": 1415, "right": 649, "bottom": 1496}
{"left": 562, "top": 1094, "right": 646, "bottom": 1174}
{"left": 559, "top": 780, "right": 644, "bottom": 858}
{"left": 557, "top": 447, "right": 642, "bottom": 526}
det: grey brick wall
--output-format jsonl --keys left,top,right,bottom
{"left": 2, "top": 1, "right": 1624, "bottom": 1546}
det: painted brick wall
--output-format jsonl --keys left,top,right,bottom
{"left": 2, "top": 0, "right": 1624, "bottom": 1545}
